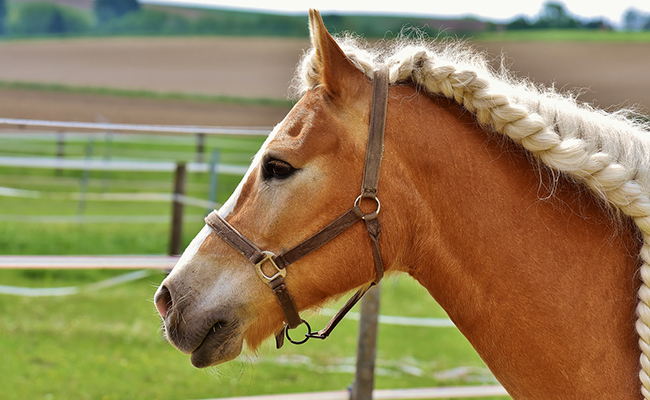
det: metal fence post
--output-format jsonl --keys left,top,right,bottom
{"left": 169, "top": 162, "right": 187, "bottom": 256}
{"left": 196, "top": 133, "right": 206, "bottom": 164}
{"left": 101, "top": 130, "right": 114, "bottom": 192}
{"left": 55, "top": 130, "right": 65, "bottom": 175}
{"left": 76, "top": 135, "right": 95, "bottom": 217}
{"left": 350, "top": 283, "right": 382, "bottom": 400}
{"left": 207, "top": 149, "right": 220, "bottom": 214}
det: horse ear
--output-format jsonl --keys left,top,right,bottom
{"left": 308, "top": 9, "right": 364, "bottom": 98}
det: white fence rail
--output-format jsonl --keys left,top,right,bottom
{"left": 0, "top": 255, "right": 178, "bottom": 269}
{"left": 0, "top": 118, "right": 271, "bottom": 136}
{"left": 201, "top": 385, "right": 509, "bottom": 400}
{"left": 0, "top": 155, "right": 248, "bottom": 174}
{"left": 0, "top": 186, "right": 218, "bottom": 209}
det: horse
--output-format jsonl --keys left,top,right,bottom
{"left": 154, "top": 10, "right": 650, "bottom": 399}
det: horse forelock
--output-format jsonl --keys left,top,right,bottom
{"left": 293, "top": 32, "right": 650, "bottom": 395}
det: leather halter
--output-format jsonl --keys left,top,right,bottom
{"left": 204, "top": 66, "right": 389, "bottom": 348}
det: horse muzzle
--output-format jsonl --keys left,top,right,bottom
{"left": 154, "top": 282, "right": 245, "bottom": 367}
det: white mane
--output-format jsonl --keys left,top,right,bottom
{"left": 294, "top": 35, "right": 650, "bottom": 397}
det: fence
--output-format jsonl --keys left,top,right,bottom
{"left": 0, "top": 118, "right": 508, "bottom": 399}
{"left": 0, "top": 118, "right": 265, "bottom": 245}
{"left": 0, "top": 118, "right": 270, "bottom": 135}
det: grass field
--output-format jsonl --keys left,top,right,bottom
{"left": 0, "top": 79, "right": 294, "bottom": 108}
{"left": 475, "top": 29, "right": 650, "bottom": 42}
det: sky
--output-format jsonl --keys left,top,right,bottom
{"left": 140, "top": 0, "right": 650, "bottom": 27}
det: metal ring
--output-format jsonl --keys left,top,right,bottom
{"left": 354, "top": 194, "right": 381, "bottom": 220}
{"left": 285, "top": 319, "right": 311, "bottom": 345}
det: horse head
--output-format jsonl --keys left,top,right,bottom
{"left": 154, "top": 10, "right": 401, "bottom": 368}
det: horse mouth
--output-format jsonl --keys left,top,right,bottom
{"left": 189, "top": 320, "right": 244, "bottom": 368}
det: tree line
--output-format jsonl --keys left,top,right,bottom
{"left": 506, "top": 2, "right": 650, "bottom": 30}
{"left": 0, "top": 0, "right": 145, "bottom": 36}
{"left": 0, "top": 0, "right": 648, "bottom": 38}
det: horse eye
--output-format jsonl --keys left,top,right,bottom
{"left": 262, "top": 158, "right": 295, "bottom": 180}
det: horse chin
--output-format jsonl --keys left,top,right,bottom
{"left": 189, "top": 322, "right": 244, "bottom": 368}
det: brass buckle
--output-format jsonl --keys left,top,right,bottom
{"left": 255, "top": 251, "right": 286, "bottom": 284}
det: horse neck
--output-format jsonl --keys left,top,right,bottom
{"left": 382, "top": 87, "right": 642, "bottom": 399}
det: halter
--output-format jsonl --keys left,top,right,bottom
{"left": 204, "top": 66, "right": 389, "bottom": 348}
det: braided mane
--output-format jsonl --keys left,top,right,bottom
{"left": 294, "top": 35, "right": 650, "bottom": 397}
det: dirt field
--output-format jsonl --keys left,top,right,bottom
{"left": 477, "top": 41, "right": 650, "bottom": 111}
{"left": 0, "top": 36, "right": 648, "bottom": 126}
{"left": 0, "top": 37, "right": 308, "bottom": 99}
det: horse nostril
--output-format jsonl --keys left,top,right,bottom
{"left": 155, "top": 285, "right": 173, "bottom": 319}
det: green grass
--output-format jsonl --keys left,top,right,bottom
{"left": 0, "top": 79, "right": 294, "bottom": 107}
{"left": 0, "top": 131, "right": 508, "bottom": 399}
{"left": 0, "top": 220, "right": 207, "bottom": 255}
{"left": 474, "top": 29, "right": 650, "bottom": 42}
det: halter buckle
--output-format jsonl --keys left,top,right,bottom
{"left": 255, "top": 251, "right": 286, "bottom": 284}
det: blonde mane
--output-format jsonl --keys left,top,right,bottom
{"left": 294, "top": 35, "right": 650, "bottom": 397}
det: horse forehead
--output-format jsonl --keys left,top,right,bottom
{"left": 271, "top": 93, "right": 367, "bottom": 154}
{"left": 274, "top": 92, "right": 331, "bottom": 139}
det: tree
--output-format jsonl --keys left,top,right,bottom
{"left": 48, "top": 10, "right": 67, "bottom": 34}
{"left": 534, "top": 2, "right": 581, "bottom": 29}
{"left": 0, "top": 0, "right": 6, "bottom": 35}
{"left": 623, "top": 8, "right": 650, "bottom": 31}
{"left": 507, "top": 16, "right": 532, "bottom": 30}
{"left": 95, "top": 0, "right": 141, "bottom": 25}
{"left": 7, "top": 2, "right": 91, "bottom": 35}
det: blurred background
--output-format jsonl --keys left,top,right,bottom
{"left": 0, "top": 1, "right": 649, "bottom": 399}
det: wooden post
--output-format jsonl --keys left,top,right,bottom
{"left": 169, "top": 162, "right": 187, "bottom": 256}
{"left": 196, "top": 133, "right": 206, "bottom": 164}
{"left": 350, "top": 283, "right": 382, "bottom": 400}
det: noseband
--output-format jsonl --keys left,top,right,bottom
{"left": 204, "top": 67, "right": 389, "bottom": 348}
